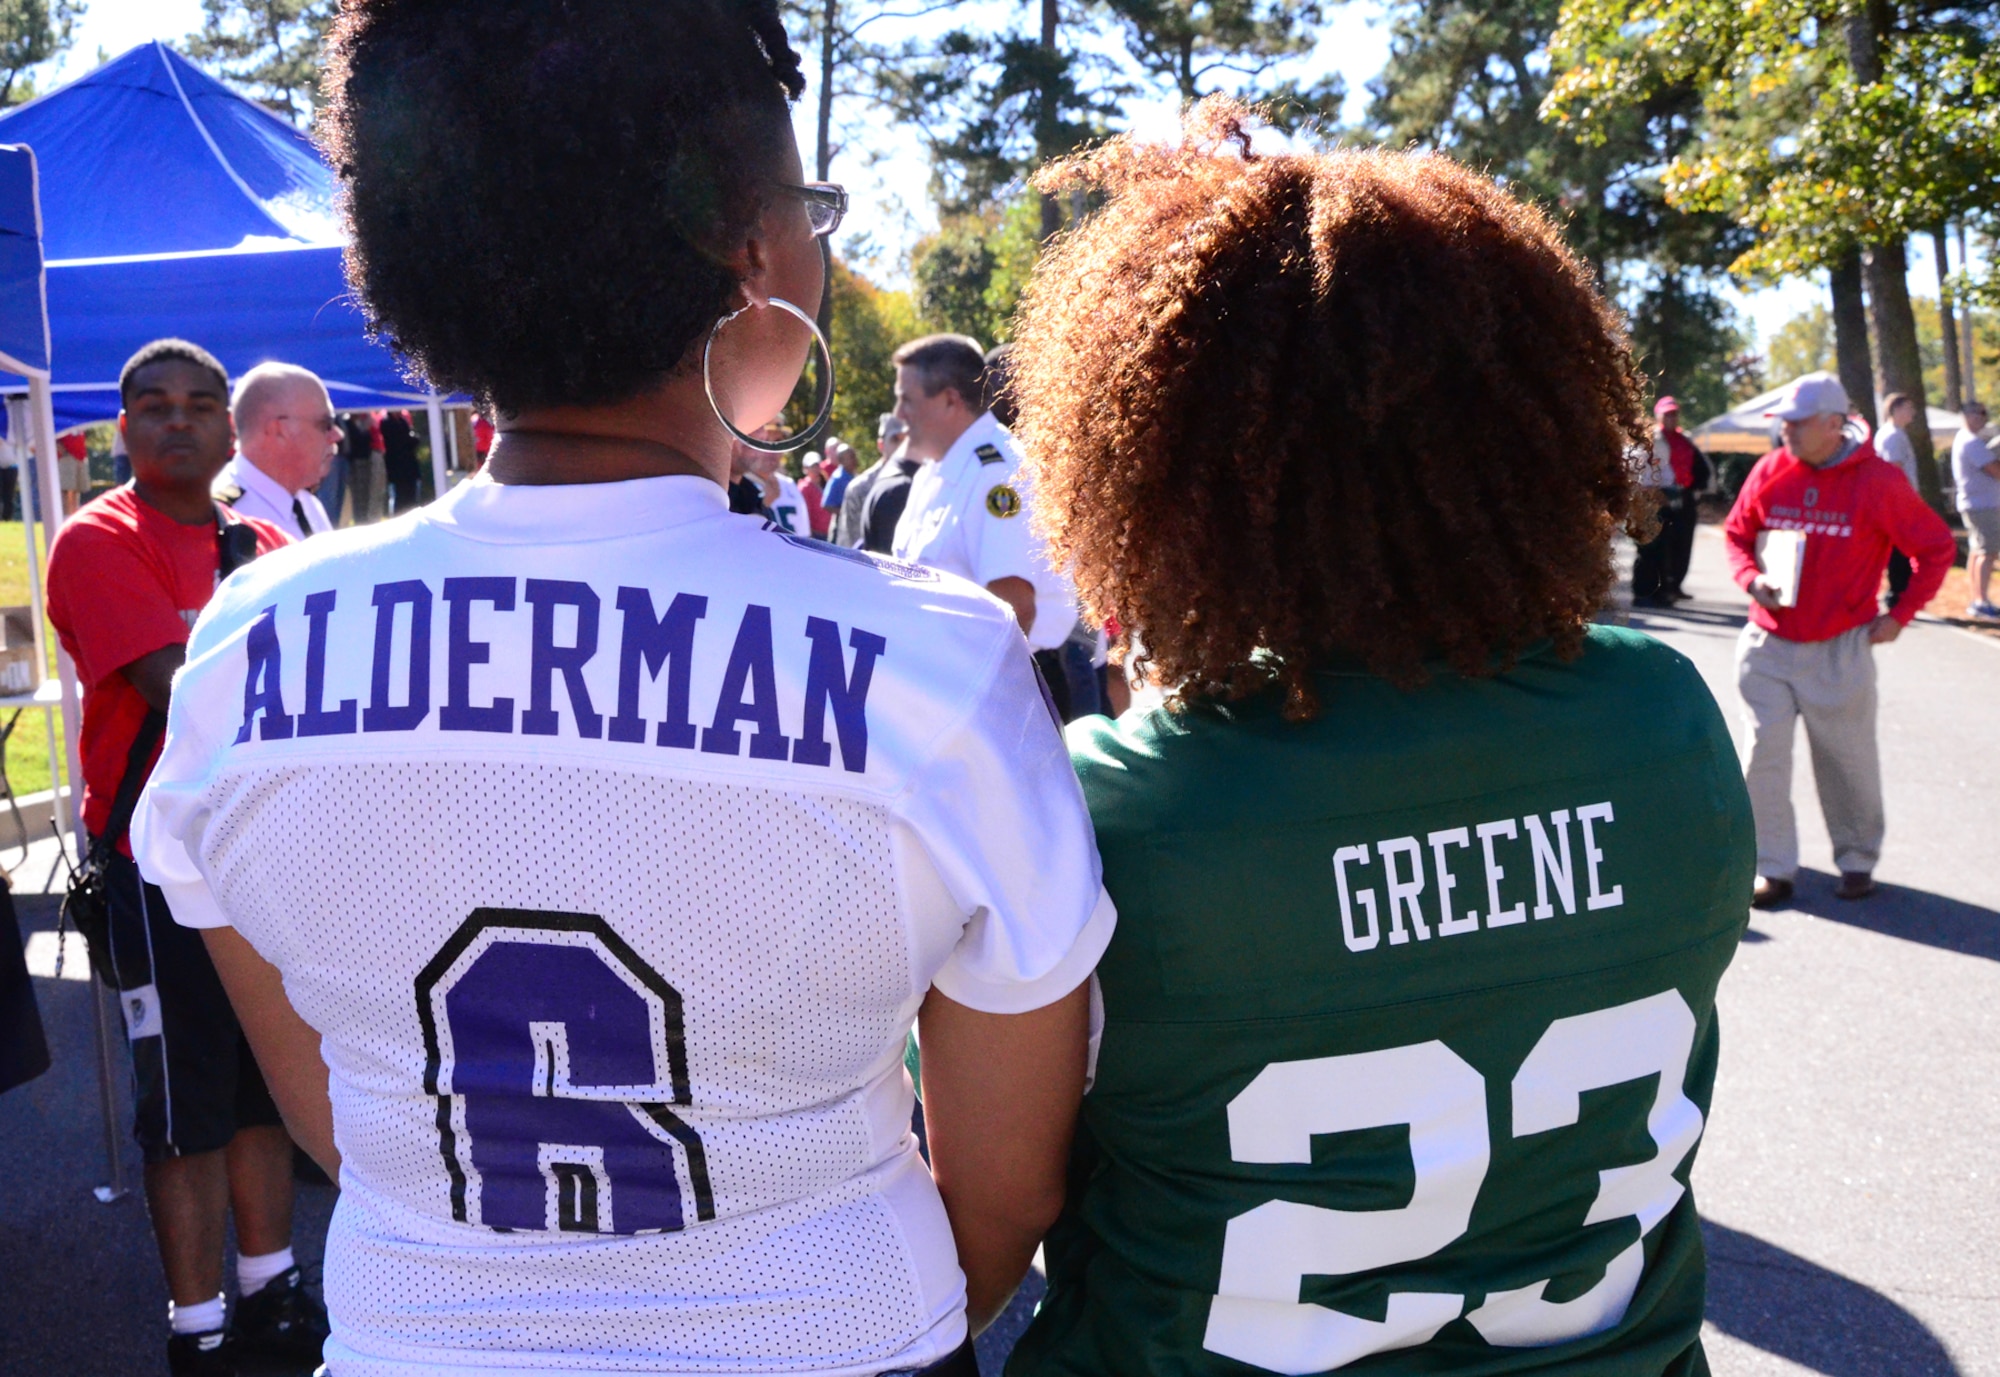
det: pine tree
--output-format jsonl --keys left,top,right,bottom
{"left": 0, "top": 0, "right": 82, "bottom": 109}
{"left": 183, "top": 0, "right": 337, "bottom": 124}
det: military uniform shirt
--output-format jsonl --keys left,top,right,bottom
{"left": 1009, "top": 627, "right": 1753, "bottom": 1377}
{"left": 891, "top": 412, "right": 1076, "bottom": 651}
{"left": 215, "top": 454, "right": 332, "bottom": 541}
{"left": 133, "top": 472, "right": 1115, "bottom": 1377}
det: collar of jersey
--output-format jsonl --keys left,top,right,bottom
{"left": 419, "top": 471, "right": 730, "bottom": 545}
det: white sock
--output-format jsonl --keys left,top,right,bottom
{"left": 168, "top": 1295, "right": 226, "bottom": 1336}
{"left": 237, "top": 1246, "right": 295, "bottom": 1296}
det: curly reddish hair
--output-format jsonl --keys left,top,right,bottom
{"left": 1010, "top": 99, "right": 1652, "bottom": 716}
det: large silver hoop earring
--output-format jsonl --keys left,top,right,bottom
{"left": 702, "top": 296, "right": 835, "bottom": 454}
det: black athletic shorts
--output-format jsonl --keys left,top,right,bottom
{"left": 98, "top": 843, "right": 281, "bottom": 1163}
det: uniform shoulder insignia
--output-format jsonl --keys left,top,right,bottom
{"left": 985, "top": 484, "right": 1022, "bottom": 519}
{"left": 212, "top": 481, "right": 244, "bottom": 506}
{"left": 975, "top": 443, "right": 1005, "bottom": 466}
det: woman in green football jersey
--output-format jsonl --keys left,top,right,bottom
{"left": 1004, "top": 98, "right": 1755, "bottom": 1376}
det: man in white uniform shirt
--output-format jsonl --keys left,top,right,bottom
{"left": 888, "top": 336, "right": 1081, "bottom": 692}
{"left": 215, "top": 363, "right": 339, "bottom": 539}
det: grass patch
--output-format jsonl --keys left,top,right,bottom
{"left": 0, "top": 520, "right": 67, "bottom": 800}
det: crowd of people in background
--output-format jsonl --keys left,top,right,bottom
{"left": 11, "top": 2, "right": 1998, "bottom": 1371}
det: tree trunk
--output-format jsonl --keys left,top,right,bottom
{"left": 1865, "top": 239, "right": 1942, "bottom": 508}
{"left": 815, "top": 0, "right": 836, "bottom": 182}
{"left": 1933, "top": 228, "right": 1962, "bottom": 411}
{"left": 1961, "top": 223, "right": 1979, "bottom": 404}
{"left": 814, "top": 0, "right": 838, "bottom": 377}
{"left": 1830, "top": 249, "right": 1875, "bottom": 427}
{"left": 1038, "top": 0, "right": 1061, "bottom": 241}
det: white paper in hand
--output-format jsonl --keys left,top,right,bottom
{"left": 1755, "top": 529, "right": 1806, "bottom": 609}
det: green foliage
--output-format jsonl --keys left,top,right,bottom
{"left": 909, "top": 194, "right": 1043, "bottom": 345}
{"left": 823, "top": 259, "right": 919, "bottom": 455}
{"left": 184, "top": 0, "right": 336, "bottom": 125}
{"left": 1547, "top": 0, "right": 2000, "bottom": 279}
{"left": 1915, "top": 299, "right": 1999, "bottom": 407}
{"left": 1766, "top": 305, "right": 1835, "bottom": 384}
{"left": 875, "top": 26, "right": 1125, "bottom": 216}
{"left": 1367, "top": 0, "right": 1747, "bottom": 281}
{"left": 1624, "top": 271, "right": 1748, "bottom": 421}
{"left": 1361, "top": 0, "right": 1754, "bottom": 423}
{"left": 0, "top": 0, "right": 81, "bottom": 108}
{"left": 1101, "top": 0, "right": 1322, "bottom": 102}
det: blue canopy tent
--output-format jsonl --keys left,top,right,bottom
{"left": 0, "top": 42, "right": 459, "bottom": 484}
{"left": 0, "top": 140, "right": 131, "bottom": 1202}
{"left": 0, "top": 141, "right": 72, "bottom": 781}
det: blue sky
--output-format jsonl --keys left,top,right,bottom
{"left": 60, "top": 0, "right": 1945, "bottom": 352}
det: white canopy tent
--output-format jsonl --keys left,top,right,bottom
{"left": 1691, "top": 379, "right": 1969, "bottom": 456}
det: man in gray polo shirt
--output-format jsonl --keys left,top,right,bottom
{"left": 1954, "top": 400, "right": 1999, "bottom": 618}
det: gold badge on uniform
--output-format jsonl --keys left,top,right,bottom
{"left": 986, "top": 484, "right": 1022, "bottom": 519}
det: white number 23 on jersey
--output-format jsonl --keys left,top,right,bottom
{"left": 1204, "top": 990, "right": 1703, "bottom": 1373}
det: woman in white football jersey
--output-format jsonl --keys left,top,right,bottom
{"left": 133, "top": 3, "right": 1112, "bottom": 1374}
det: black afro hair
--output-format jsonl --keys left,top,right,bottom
{"left": 319, "top": 0, "right": 806, "bottom": 415}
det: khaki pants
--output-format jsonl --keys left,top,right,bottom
{"left": 1736, "top": 623, "right": 1883, "bottom": 880}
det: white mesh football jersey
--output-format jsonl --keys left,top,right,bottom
{"left": 134, "top": 473, "right": 1114, "bottom": 1376}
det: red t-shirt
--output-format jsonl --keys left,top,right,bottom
{"left": 1662, "top": 430, "right": 1699, "bottom": 488}
{"left": 800, "top": 472, "right": 832, "bottom": 538}
{"left": 46, "top": 486, "right": 289, "bottom": 851}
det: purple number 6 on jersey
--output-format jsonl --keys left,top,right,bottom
{"left": 416, "top": 909, "right": 714, "bottom": 1235}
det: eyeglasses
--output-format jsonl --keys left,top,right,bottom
{"left": 278, "top": 413, "right": 342, "bottom": 434}
{"left": 776, "top": 182, "right": 847, "bottom": 238}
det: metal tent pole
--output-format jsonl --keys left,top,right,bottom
{"left": 424, "top": 393, "right": 448, "bottom": 501}
{"left": 8, "top": 397, "right": 59, "bottom": 837}
{"left": 27, "top": 379, "right": 127, "bottom": 1204}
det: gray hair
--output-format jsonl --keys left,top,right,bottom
{"left": 232, "top": 362, "right": 331, "bottom": 436}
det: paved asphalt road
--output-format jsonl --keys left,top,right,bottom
{"left": 1628, "top": 528, "right": 2000, "bottom": 1376}
{"left": 2, "top": 525, "right": 1994, "bottom": 1375}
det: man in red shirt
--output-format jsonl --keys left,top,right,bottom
{"left": 1723, "top": 372, "right": 1956, "bottom": 909}
{"left": 46, "top": 340, "right": 324, "bottom": 1376}
{"left": 1654, "top": 397, "right": 1710, "bottom": 600}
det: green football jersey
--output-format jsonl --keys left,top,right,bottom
{"left": 1008, "top": 627, "right": 1753, "bottom": 1377}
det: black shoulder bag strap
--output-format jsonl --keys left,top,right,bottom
{"left": 86, "top": 708, "right": 167, "bottom": 869}
{"left": 63, "top": 707, "right": 166, "bottom": 986}
{"left": 215, "top": 501, "right": 260, "bottom": 581}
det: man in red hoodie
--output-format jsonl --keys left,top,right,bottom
{"left": 1724, "top": 372, "right": 1956, "bottom": 909}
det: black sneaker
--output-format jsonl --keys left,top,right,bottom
{"left": 167, "top": 1329, "right": 237, "bottom": 1376}
{"left": 231, "top": 1266, "right": 330, "bottom": 1363}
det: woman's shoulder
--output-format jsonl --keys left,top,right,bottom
{"left": 1066, "top": 632, "right": 1725, "bottom": 834}
{"left": 1562, "top": 623, "right": 1713, "bottom": 706}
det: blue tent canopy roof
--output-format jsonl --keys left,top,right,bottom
{"left": 0, "top": 42, "right": 338, "bottom": 262}
{"left": 0, "top": 42, "right": 447, "bottom": 430}
{"left": 0, "top": 144, "right": 50, "bottom": 377}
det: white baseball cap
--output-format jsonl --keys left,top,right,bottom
{"left": 1766, "top": 372, "right": 1851, "bottom": 421}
